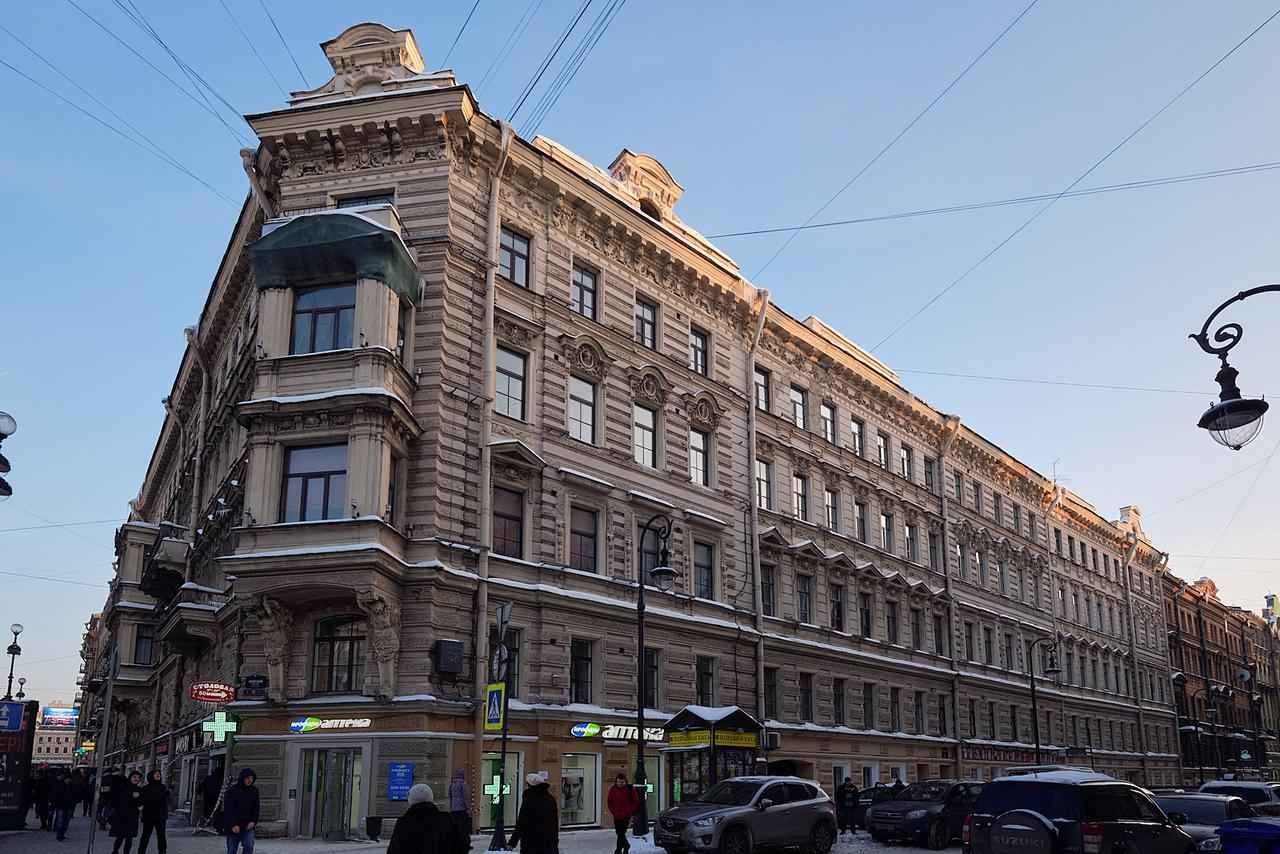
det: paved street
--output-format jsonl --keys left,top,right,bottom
{"left": 0, "top": 823, "right": 960, "bottom": 854}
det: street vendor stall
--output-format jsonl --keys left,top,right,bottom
{"left": 661, "top": 705, "right": 762, "bottom": 804}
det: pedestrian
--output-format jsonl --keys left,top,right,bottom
{"left": 387, "top": 782, "right": 470, "bottom": 854}
{"left": 222, "top": 767, "right": 260, "bottom": 854}
{"left": 82, "top": 769, "right": 96, "bottom": 817}
{"left": 447, "top": 767, "right": 472, "bottom": 839}
{"left": 109, "top": 770, "right": 144, "bottom": 854}
{"left": 99, "top": 766, "right": 122, "bottom": 830}
{"left": 34, "top": 768, "right": 52, "bottom": 830}
{"left": 506, "top": 772, "right": 558, "bottom": 854}
{"left": 197, "top": 764, "right": 223, "bottom": 827}
{"left": 138, "top": 769, "right": 168, "bottom": 854}
{"left": 53, "top": 770, "right": 82, "bottom": 840}
{"left": 606, "top": 773, "right": 641, "bottom": 854}
{"left": 834, "top": 776, "right": 858, "bottom": 837}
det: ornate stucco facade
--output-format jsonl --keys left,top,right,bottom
{"left": 78, "top": 22, "right": 1187, "bottom": 838}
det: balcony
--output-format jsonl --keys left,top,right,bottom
{"left": 267, "top": 202, "right": 404, "bottom": 238}
{"left": 157, "top": 582, "right": 229, "bottom": 652}
{"left": 139, "top": 531, "right": 190, "bottom": 602}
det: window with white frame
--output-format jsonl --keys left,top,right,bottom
{"left": 689, "top": 428, "right": 710, "bottom": 486}
{"left": 495, "top": 347, "right": 526, "bottom": 420}
{"left": 571, "top": 263, "right": 597, "bottom": 319}
{"left": 633, "top": 405, "right": 657, "bottom": 467}
{"left": 568, "top": 376, "right": 596, "bottom": 443}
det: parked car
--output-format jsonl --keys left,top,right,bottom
{"left": 1197, "top": 781, "right": 1280, "bottom": 816}
{"left": 963, "top": 770, "right": 1196, "bottom": 854}
{"left": 1155, "top": 793, "right": 1256, "bottom": 852}
{"left": 655, "top": 776, "right": 837, "bottom": 854}
{"left": 865, "top": 780, "right": 984, "bottom": 849}
{"left": 854, "top": 785, "right": 898, "bottom": 829}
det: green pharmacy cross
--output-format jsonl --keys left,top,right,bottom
{"left": 483, "top": 774, "right": 511, "bottom": 804}
{"left": 203, "top": 711, "right": 238, "bottom": 743}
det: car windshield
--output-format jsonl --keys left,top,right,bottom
{"left": 1157, "top": 798, "right": 1225, "bottom": 825}
{"left": 974, "top": 782, "right": 1082, "bottom": 821}
{"left": 899, "top": 782, "right": 949, "bottom": 802}
{"left": 695, "top": 781, "right": 761, "bottom": 806}
{"left": 1203, "top": 785, "right": 1268, "bottom": 805}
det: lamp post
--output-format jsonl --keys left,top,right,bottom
{"left": 15, "top": 677, "right": 24, "bottom": 701}
{"left": 1190, "top": 286, "right": 1280, "bottom": 449}
{"left": 1028, "top": 638, "right": 1061, "bottom": 765}
{"left": 3, "top": 623, "right": 22, "bottom": 700}
{"left": 634, "top": 513, "right": 677, "bottom": 839}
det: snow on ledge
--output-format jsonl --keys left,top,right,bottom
{"left": 238, "top": 387, "right": 411, "bottom": 410}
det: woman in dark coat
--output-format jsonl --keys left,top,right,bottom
{"left": 507, "top": 774, "right": 559, "bottom": 854}
{"left": 138, "top": 769, "right": 168, "bottom": 854}
{"left": 387, "top": 783, "right": 469, "bottom": 854}
{"left": 109, "top": 770, "right": 144, "bottom": 854}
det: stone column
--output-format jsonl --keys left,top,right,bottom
{"left": 247, "top": 596, "right": 293, "bottom": 704}
{"left": 357, "top": 590, "right": 402, "bottom": 701}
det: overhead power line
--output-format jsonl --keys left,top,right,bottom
{"left": 1145, "top": 444, "right": 1280, "bottom": 519}
{"left": 256, "top": 0, "right": 309, "bottom": 88}
{"left": 896, "top": 368, "right": 1213, "bottom": 395}
{"left": 1194, "top": 435, "right": 1280, "bottom": 573}
{"left": 751, "top": 0, "right": 1042, "bottom": 280}
{"left": 526, "top": 0, "right": 627, "bottom": 136}
{"left": 508, "top": 0, "right": 595, "bottom": 122}
{"left": 443, "top": 0, "right": 484, "bottom": 68}
{"left": 216, "top": 0, "right": 289, "bottom": 98}
{"left": 477, "top": 0, "right": 546, "bottom": 95}
{"left": 1172, "top": 554, "right": 1280, "bottom": 562}
{"left": 872, "top": 7, "right": 1280, "bottom": 352}
{"left": 0, "top": 518, "right": 123, "bottom": 534}
{"left": 3, "top": 504, "right": 114, "bottom": 552}
{"left": 0, "top": 568, "right": 105, "bottom": 588}
{"left": 710, "top": 160, "right": 1280, "bottom": 238}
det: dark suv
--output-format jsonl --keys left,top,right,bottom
{"left": 866, "top": 780, "right": 984, "bottom": 849}
{"left": 964, "top": 771, "right": 1196, "bottom": 854}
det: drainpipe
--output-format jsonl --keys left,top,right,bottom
{"left": 239, "top": 148, "right": 277, "bottom": 217}
{"left": 1043, "top": 484, "right": 1068, "bottom": 755}
{"left": 184, "top": 327, "right": 212, "bottom": 582}
{"left": 937, "top": 415, "right": 963, "bottom": 778}
{"left": 1152, "top": 552, "right": 1183, "bottom": 782}
{"left": 470, "top": 120, "right": 514, "bottom": 821}
{"left": 744, "top": 286, "right": 770, "bottom": 723}
{"left": 1120, "top": 528, "right": 1150, "bottom": 783}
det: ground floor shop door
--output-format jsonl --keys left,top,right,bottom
{"left": 299, "top": 748, "right": 362, "bottom": 839}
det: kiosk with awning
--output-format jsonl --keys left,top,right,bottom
{"left": 661, "top": 705, "right": 763, "bottom": 804}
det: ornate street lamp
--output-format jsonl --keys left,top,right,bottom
{"left": 15, "top": 677, "right": 25, "bottom": 701}
{"left": 1028, "top": 638, "right": 1060, "bottom": 765}
{"left": 1190, "top": 287, "right": 1277, "bottom": 449}
{"left": 4, "top": 623, "right": 23, "bottom": 700}
{"left": 634, "top": 513, "right": 677, "bottom": 839}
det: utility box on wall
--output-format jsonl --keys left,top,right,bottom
{"left": 434, "top": 639, "right": 464, "bottom": 674}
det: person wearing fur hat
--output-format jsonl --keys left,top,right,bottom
{"left": 506, "top": 773, "right": 558, "bottom": 854}
{"left": 387, "top": 783, "right": 470, "bottom": 854}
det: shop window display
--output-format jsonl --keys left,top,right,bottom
{"left": 560, "top": 754, "right": 598, "bottom": 826}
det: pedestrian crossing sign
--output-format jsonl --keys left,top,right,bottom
{"left": 485, "top": 682, "right": 506, "bottom": 732}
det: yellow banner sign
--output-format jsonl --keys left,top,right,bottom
{"left": 668, "top": 730, "right": 758, "bottom": 749}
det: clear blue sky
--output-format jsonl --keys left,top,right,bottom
{"left": 3, "top": 1, "right": 1279, "bottom": 703}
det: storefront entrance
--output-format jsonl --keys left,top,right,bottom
{"left": 299, "top": 748, "right": 362, "bottom": 839}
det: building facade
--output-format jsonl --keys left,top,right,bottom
{"left": 79, "top": 22, "right": 1186, "bottom": 838}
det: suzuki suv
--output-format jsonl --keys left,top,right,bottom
{"left": 964, "top": 770, "right": 1195, "bottom": 854}
{"left": 655, "top": 776, "right": 837, "bottom": 854}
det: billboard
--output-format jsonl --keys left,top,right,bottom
{"left": 40, "top": 707, "right": 78, "bottom": 729}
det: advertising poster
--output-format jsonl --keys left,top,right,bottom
{"left": 0, "top": 702, "right": 38, "bottom": 831}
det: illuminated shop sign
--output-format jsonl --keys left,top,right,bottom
{"left": 289, "top": 716, "right": 373, "bottom": 733}
{"left": 569, "top": 722, "right": 665, "bottom": 741}
{"left": 668, "top": 729, "right": 758, "bottom": 749}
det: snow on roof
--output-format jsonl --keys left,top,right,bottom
{"left": 993, "top": 770, "right": 1115, "bottom": 784}
{"left": 682, "top": 508, "right": 728, "bottom": 527}
{"left": 238, "top": 387, "right": 411, "bottom": 410}
{"left": 507, "top": 699, "right": 673, "bottom": 721}
{"left": 557, "top": 467, "right": 615, "bottom": 489}
{"left": 116, "top": 600, "right": 155, "bottom": 610}
{"left": 681, "top": 705, "right": 745, "bottom": 723}
{"left": 179, "top": 582, "right": 225, "bottom": 595}
{"left": 626, "top": 489, "right": 676, "bottom": 510}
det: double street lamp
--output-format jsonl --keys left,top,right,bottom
{"left": 4, "top": 623, "right": 23, "bottom": 701}
{"left": 1191, "top": 287, "right": 1277, "bottom": 449}
{"left": 1027, "top": 638, "right": 1061, "bottom": 765}
{"left": 634, "top": 514, "right": 678, "bottom": 839}
{"left": 1186, "top": 683, "right": 1234, "bottom": 784}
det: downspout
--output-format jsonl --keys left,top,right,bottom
{"left": 1153, "top": 551, "right": 1183, "bottom": 782}
{"left": 239, "top": 148, "right": 277, "bottom": 218}
{"left": 470, "top": 120, "right": 514, "bottom": 819}
{"left": 1120, "top": 529, "right": 1149, "bottom": 782}
{"left": 937, "top": 415, "right": 963, "bottom": 778}
{"left": 745, "top": 286, "right": 770, "bottom": 723}
{"left": 1044, "top": 484, "right": 1069, "bottom": 753}
{"left": 184, "top": 327, "right": 212, "bottom": 583}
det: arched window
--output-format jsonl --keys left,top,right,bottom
{"left": 639, "top": 198, "right": 661, "bottom": 221}
{"left": 312, "top": 615, "right": 367, "bottom": 693}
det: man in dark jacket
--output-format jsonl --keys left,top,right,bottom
{"left": 109, "top": 770, "right": 144, "bottom": 854}
{"left": 138, "top": 769, "right": 168, "bottom": 854}
{"left": 222, "top": 767, "right": 260, "bottom": 854}
{"left": 507, "top": 773, "right": 558, "bottom": 854}
{"left": 52, "top": 771, "right": 82, "bottom": 840}
{"left": 834, "top": 776, "right": 858, "bottom": 837}
{"left": 197, "top": 764, "right": 223, "bottom": 827}
{"left": 387, "top": 782, "right": 469, "bottom": 854}
{"left": 34, "top": 769, "right": 52, "bottom": 830}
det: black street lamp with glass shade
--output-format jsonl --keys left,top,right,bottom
{"left": 3, "top": 623, "right": 22, "bottom": 700}
{"left": 14, "top": 677, "right": 24, "bottom": 701}
{"left": 0, "top": 411, "right": 16, "bottom": 500}
{"left": 1027, "top": 638, "right": 1060, "bottom": 764}
{"left": 1190, "top": 287, "right": 1279, "bottom": 449}
{"left": 633, "top": 513, "right": 677, "bottom": 839}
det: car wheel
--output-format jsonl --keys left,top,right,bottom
{"left": 810, "top": 821, "right": 835, "bottom": 854}
{"left": 926, "top": 819, "right": 949, "bottom": 850}
{"left": 721, "top": 826, "right": 751, "bottom": 854}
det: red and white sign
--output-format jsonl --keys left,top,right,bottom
{"left": 188, "top": 682, "right": 236, "bottom": 704}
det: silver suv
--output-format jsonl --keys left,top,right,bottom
{"left": 655, "top": 776, "right": 836, "bottom": 854}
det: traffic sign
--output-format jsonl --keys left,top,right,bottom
{"left": 484, "top": 682, "right": 506, "bottom": 732}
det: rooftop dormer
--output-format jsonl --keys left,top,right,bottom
{"left": 288, "top": 23, "right": 454, "bottom": 107}
{"left": 609, "top": 149, "right": 684, "bottom": 222}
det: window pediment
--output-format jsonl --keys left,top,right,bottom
{"left": 629, "top": 366, "right": 670, "bottom": 408}
{"left": 560, "top": 334, "right": 611, "bottom": 380}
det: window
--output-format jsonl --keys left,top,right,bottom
{"left": 973, "top": 482, "right": 983, "bottom": 516}
{"left": 886, "top": 600, "right": 899, "bottom": 644}
{"left": 797, "top": 574, "right": 813, "bottom": 623}
{"left": 1068, "top": 536, "right": 1076, "bottom": 563}
{"left": 924, "top": 457, "right": 936, "bottom": 492}
{"left": 880, "top": 512, "right": 894, "bottom": 553}
{"left": 694, "top": 542, "right": 715, "bottom": 600}
{"left": 900, "top": 445, "right": 914, "bottom": 481}
{"left": 495, "top": 347, "right": 527, "bottom": 420}
{"left": 877, "top": 432, "right": 890, "bottom": 469}
{"left": 819, "top": 403, "right": 837, "bottom": 443}
{"left": 932, "top": 614, "right": 945, "bottom": 655}
{"left": 638, "top": 524, "right": 662, "bottom": 581}
{"left": 695, "top": 655, "right": 717, "bottom": 705}
{"left": 689, "top": 327, "right": 709, "bottom": 376}
{"left": 1010, "top": 704, "right": 1019, "bottom": 741}
{"left": 824, "top": 488, "right": 840, "bottom": 531}
{"left": 499, "top": 227, "right": 530, "bottom": 286}
{"left": 850, "top": 418, "right": 865, "bottom": 457}
{"left": 764, "top": 667, "right": 779, "bottom": 719}
{"left": 929, "top": 533, "right": 941, "bottom": 571}
{"left": 976, "top": 551, "right": 988, "bottom": 587}
{"left": 830, "top": 584, "right": 845, "bottom": 631}
{"left": 957, "top": 543, "right": 969, "bottom": 580}
{"left": 905, "top": 524, "right": 919, "bottom": 563}
{"left": 938, "top": 695, "right": 949, "bottom": 737}
{"left": 689, "top": 429, "right": 710, "bottom": 486}
{"left": 754, "top": 367, "right": 771, "bottom": 411}
{"left": 954, "top": 472, "right": 964, "bottom": 505}
{"left": 570, "top": 263, "right": 597, "bottom": 319}
{"left": 493, "top": 486, "right": 524, "bottom": 557}
{"left": 756, "top": 460, "right": 773, "bottom": 510}
{"left": 833, "top": 678, "right": 847, "bottom": 726}
{"left": 863, "top": 682, "right": 877, "bottom": 729}
{"left": 336, "top": 191, "right": 394, "bottom": 208}
{"left": 999, "top": 561, "right": 1009, "bottom": 596}
{"left": 968, "top": 698, "right": 977, "bottom": 737}
{"left": 644, "top": 647, "right": 660, "bottom": 709}
{"left": 860, "top": 592, "right": 873, "bottom": 639}
{"left": 282, "top": 444, "right": 348, "bottom": 523}
{"left": 964, "top": 622, "right": 975, "bottom": 660}
{"left": 633, "top": 405, "right": 657, "bottom": 467}
{"left": 569, "top": 506, "right": 598, "bottom": 572}
{"left": 491, "top": 626, "right": 522, "bottom": 697}
{"left": 1028, "top": 512, "right": 1036, "bottom": 542}
{"left": 915, "top": 691, "right": 926, "bottom": 734}
{"left": 1004, "top": 633, "right": 1015, "bottom": 670}
{"left": 993, "top": 493, "right": 1002, "bottom": 525}
{"left": 635, "top": 298, "right": 658, "bottom": 349}
{"left": 890, "top": 688, "right": 901, "bottom": 731}
{"left": 1013, "top": 504, "right": 1022, "bottom": 534}
{"left": 910, "top": 607, "right": 923, "bottom": 650}
{"left": 789, "top": 386, "right": 808, "bottom": 429}
{"left": 792, "top": 474, "right": 809, "bottom": 521}
{"left": 387, "top": 454, "right": 402, "bottom": 526}
{"left": 799, "top": 673, "right": 814, "bottom": 721}
{"left": 983, "top": 627, "right": 994, "bottom": 664}
{"left": 312, "top": 615, "right": 365, "bottom": 692}
{"left": 855, "top": 502, "right": 869, "bottom": 543}
{"left": 291, "top": 284, "right": 355, "bottom": 354}
{"left": 568, "top": 376, "right": 596, "bottom": 443}
{"left": 761, "top": 564, "right": 776, "bottom": 617}
{"left": 133, "top": 624, "right": 155, "bottom": 666}
{"left": 987, "top": 701, "right": 997, "bottom": 739}
{"left": 570, "top": 638, "right": 594, "bottom": 703}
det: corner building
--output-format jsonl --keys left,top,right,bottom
{"left": 83, "top": 22, "right": 1180, "bottom": 838}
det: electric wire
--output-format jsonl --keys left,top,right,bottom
{"left": 0, "top": 519, "right": 124, "bottom": 534}
{"left": 1172, "top": 555, "right": 1280, "bottom": 562}
{"left": 751, "top": 0, "right": 1042, "bottom": 281}
{"left": 477, "top": 0, "right": 545, "bottom": 95}
{"left": 508, "top": 0, "right": 594, "bottom": 123}
{"left": 523, "top": 0, "right": 619, "bottom": 132}
{"left": 256, "top": 0, "right": 309, "bottom": 88}
{"left": 443, "top": 0, "right": 484, "bottom": 68}
{"left": 526, "top": 0, "right": 627, "bottom": 136}
{"left": 710, "top": 160, "right": 1280, "bottom": 239}
{"left": 1193, "top": 434, "right": 1280, "bottom": 573}
{"left": 1145, "top": 446, "right": 1280, "bottom": 519}
{"left": 897, "top": 368, "right": 1211, "bottom": 395}
{"left": 872, "top": 7, "right": 1280, "bottom": 353}
{"left": 2, "top": 504, "right": 114, "bottom": 552}
{"left": 216, "top": 0, "right": 289, "bottom": 99}
{"left": 0, "top": 569, "right": 105, "bottom": 588}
